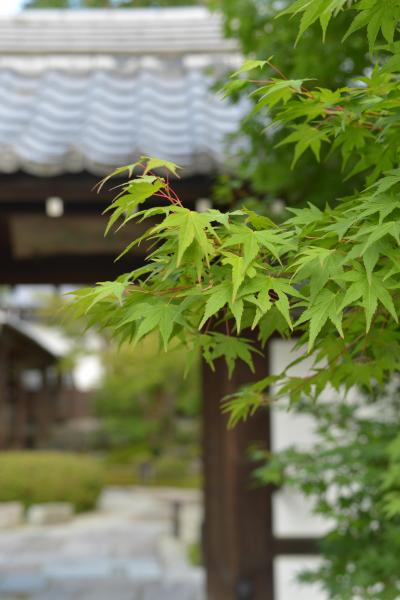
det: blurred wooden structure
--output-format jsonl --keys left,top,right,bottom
{"left": 0, "top": 311, "right": 94, "bottom": 449}
{"left": 0, "top": 311, "right": 62, "bottom": 448}
{"left": 0, "top": 172, "right": 213, "bottom": 283}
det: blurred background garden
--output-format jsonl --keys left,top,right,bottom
{"left": 0, "top": 284, "right": 202, "bottom": 497}
{"left": 0, "top": 1, "right": 398, "bottom": 600}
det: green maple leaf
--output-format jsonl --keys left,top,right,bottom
{"left": 297, "top": 289, "right": 343, "bottom": 350}
{"left": 278, "top": 124, "right": 330, "bottom": 168}
{"left": 229, "top": 298, "right": 244, "bottom": 332}
{"left": 134, "top": 303, "right": 183, "bottom": 349}
{"left": 199, "top": 284, "right": 231, "bottom": 330}
{"left": 104, "top": 177, "right": 165, "bottom": 235}
{"left": 86, "top": 280, "right": 128, "bottom": 311}
{"left": 230, "top": 58, "right": 270, "bottom": 77}
{"left": 340, "top": 271, "right": 398, "bottom": 331}
{"left": 177, "top": 212, "right": 196, "bottom": 265}
{"left": 222, "top": 253, "right": 247, "bottom": 301}
{"left": 222, "top": 229, "right": 259, "bottom": 268}
{"left": 142, "top": 156, "right": 180, "bottom": 176}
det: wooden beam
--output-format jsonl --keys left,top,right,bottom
{"left": 0, "top": 340, "right": 8, "bottom": 449}
{"left": 36, "top": 368, "right": 50, "bottom": 448}
{"left": 0, "top": 173, "right": 214, "bottom": 284}
{"left": 0, "top": 173, "right": 213, "bottom": 213}
{"left": 0, "top": 172, "right": 103, "bottom": 205}
{"left": 0, "top": 254, "right": 142, "bottom": 284}
{"left": 273, "top": 537, "right": 320, "bottom": 556}
{"left": 12, "top": 381, "right": 28, "bottom": 449}
{"left": 0, "top": 218, "right": 12, "bottom": 259}
{"left": 202, "top": 344, "right": 274, "bottom": 600}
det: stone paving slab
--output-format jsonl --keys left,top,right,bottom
{"left": 0, "top": 573, "right": 45, "bottom": 595}
{"left": 0, "top": 488, "right": 204, "bottom": 600}
{"left": 0, "top": 579, "right": 203, "bottom": 600}
{"left": 0, "top": 579, "right": 205, "bottom": 600}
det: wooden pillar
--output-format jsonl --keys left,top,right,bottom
{"left": 203, "top": 346, "right": 274, "bottom": 600}
{"left": 55, "top": 370, "right": 65, "bottom": 422}
{"left": 12, "top": 378, "right": 27, "bottom": 448}
{"left": 36, "top": 367, "right": 51, "bottom": 446}
{"left": 0, "top": 338, "right": 7, "bottom": 448}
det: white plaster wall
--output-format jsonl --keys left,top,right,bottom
{"left": 275, "top": 557, "right": 326, "bottom": 600}
{"left": 273, "top": 489, "right": 331, "bottom": 538}
{"left": 269, "top": 339, "right": 330, "bottom": 600}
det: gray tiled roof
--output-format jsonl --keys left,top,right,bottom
{"left": 0, "top": 8, "right": 246, "bottom": 175}
{"left": 0, "top": 8, "right": 238, "bottom": 55}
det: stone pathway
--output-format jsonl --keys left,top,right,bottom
{"left": 0, "top": 488, "right": 204, "bottom": 600}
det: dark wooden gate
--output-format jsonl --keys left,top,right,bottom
{"left": 203, "top": 342, "right": 319, "bottom": 600}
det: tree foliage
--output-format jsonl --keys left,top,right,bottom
{"left": 71, "top": 138, "right": 400, "bottom": 421}
{"left": 212, "top": 0, "right": 369, "bottom": 210}
{"left": 255, "top": 391, "right": 400, "bottom": 599}
{"left": 69, "top": 0, "right": 400, "bottom": 496}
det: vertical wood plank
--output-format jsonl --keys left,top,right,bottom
{"left": 202, "top": 345, "right": 274, "bottom": 600}
{"left": 0, "top": 338, "right": 8, "bottom": 448}
{"left": 12, "top": 377, "right": 27, "bottom": 448}
{"left": 36, "top": 367, "right": 51, "bottom": 447}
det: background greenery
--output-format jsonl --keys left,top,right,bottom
{"left": 96, "top": 336, "right": 199, "bottom": 451}
{"left": 23, "top": 0, "right": 202, "bottom": 8}
{"left": 96, "top": 336, "right": 201, "bottom": 488}
{"left": 38, "top": 293, "right": 202, "bottom": 488}
{"left": 0, "top": 452, "right": 104, "bottom": 511}
{"left": 255, "top": 393, "right": 400, "bottom": 599}
{"left": 211, "top": 0, "right": 369, "bottom": 212}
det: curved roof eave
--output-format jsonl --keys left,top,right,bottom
{"left": 0, "top": 8, "right": 247, "bottom": 176}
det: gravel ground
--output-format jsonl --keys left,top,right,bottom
{"left": 0, "top": 488, "right": 204, "bottom": 600}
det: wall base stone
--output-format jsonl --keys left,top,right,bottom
{"left": 27, "top": 503, "right": 74, "bottom": 526}
{"left": 0, "top": 502, "right": 24, "bottom": 529}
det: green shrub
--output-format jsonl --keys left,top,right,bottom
{"left": 103, "top": 454, "right": 201, "bottom": 489}
{"left": 188, "top": 542, "right": 202, "bottom": 567}
{"left": 255, "top": 394, "right": 400, "bottom": 599}
{"left": 105, "top": 446, "right": 153, "bottom": 466}
{"left": 103, "top": 464, "right": 140, "bottom": 487}
{"left": 0, "top": 451, "right": 104, "bottom": 512}
{"left": 152, "top": 456, "right": 189, "bottom": 484}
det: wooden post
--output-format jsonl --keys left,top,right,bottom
{"left": 202, "top": 346, "right": 274, "bottom": 600}
{"left": 12, "top": 376, "right": 27, "bottom": 448}
{"left": 0, "top": 338, "right": 7, "bottom": 448}
{"left": 36, "top": 367, "right": 51, "bottom": 446}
